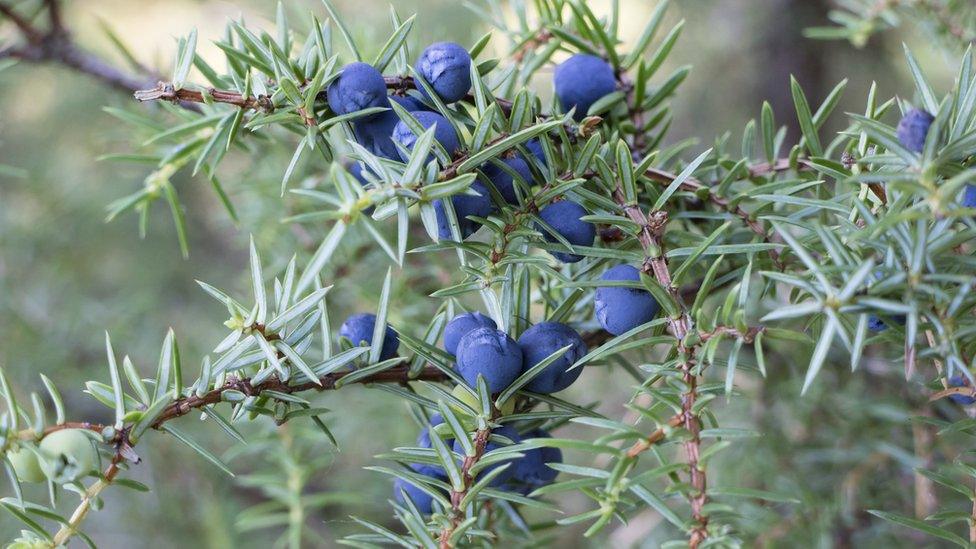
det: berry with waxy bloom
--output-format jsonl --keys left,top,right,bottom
{"left": 391, "top": 111, "right": 461, "bottom": 163}
{"left": 517, "top": 322, "right": 587, "bottom": 393}
{"left": 416, "top": 42, "right": 472, "bottom": 103}
{"left": 510, "top": 428, "right": 561, "bottom": 492}
{"left": 482, "top": 156, "right": 532, "bottom": 204}
{"left": 536, "top": 200, "right": 595, "bottom": 263}
{"left": 553, "top": 54, "right": 617, "bottom": 121}
{"left": 455, "top": 327, "right": 523, "bottom": 393}
{"left": 327, "top": 62, "right": 388, "bottom": 119}
{"left": 444, "top": 311, "right": 497, "bottom": 355}
{"left": 339, "top": 313, "right": 399, "bottom": 361}
{"left": 594, "top": 264, "right": 660, "bottom": 335}
{"left": 895, "top": 108, "right": 934, "bottom": 153}
{"left": 432, "top": 181, "right": 494, "bottom": 240}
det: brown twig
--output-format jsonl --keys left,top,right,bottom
{"left": 0, "top": 1, "right": 159, "bottom": 95}
{"left": 625, "top": 414, "right": 683, "bottom": 458}
{"left": 134, "top": 82, "right": 272, "bottom": 111}
{"left": 438, "top": 427, "right": 493, "bottom": 549}
{"left": 643, "top": 166, "right": 783, "bottom": 269}
{"left": 511, "top": 29, "right": 553, "bottom": 63}
{"left": 18, "top": 329, "right": 614, "bottom": 444}
{"left": 699, "top": 325, "right": 765, "bottom": 344}
{"left": 384, "top": 75, "right": 513, "bottom": 116}
{"left": 0, "top": 2, "right": 43, "bottom": 42}
{"left": 610, "top": 186, "right": 710, "bottom": 546}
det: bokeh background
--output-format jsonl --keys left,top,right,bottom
{"left": 0, "top": 0, "right": 965, "bottom": 546}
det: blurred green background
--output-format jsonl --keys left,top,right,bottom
{"left": 0, "top": 0, "right": 964, "bottom": 546}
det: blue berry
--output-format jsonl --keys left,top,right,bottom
{"left": 327, "top": 62, "right": 388, "bottom": 119}
{"left": 455, "top": 328, "right": 523, "bottom": 393}
{"left": 523, "top": 138, "right": 548, "bottom": 167}
{"left": 393, "top": 414, "right": 451, "bottom": 513}
{"left": 452, "top": 425, "right": 521, "bottom": 487}
{"left": 537, "top": 200, "right": 595, "bottom": 263}
{"left": 517, "top": 322, "right": 587, "bottom": 393}
{"left": 338, "top": 313, "right": 399, "bottom": 361}
{"left": 392, "top": 111, "right": 461, "bottom": 163}
{"left": 896, "top": 108, "right": 934, "bottom": 153}
{"left": 963, "top": 185, "right": 976, "bottom": 209}
{"left": 867, "top": 313, "right": 906, "bottom": 332}
{"left": 444, "top": 312, "right": 497, "bottom": 356}
{"left": 394, "top": 477, "right": 438, "bottom": 514}
{"left": 347, "top": 161, "right": 368, "bottom": 186}
{"left": 553, "top": 54, "right": 616, "bottom": 121}
{"left": 392, "top": 93, "right": 430, "bottom": 112}
{"left": 482, "top": 156, "right": 532, "bottom": 204}
{"left": 416, "top": 42, "right": 472, "bottom": 103}
{"left": 948, "top": 375, "right": 976, "bottom": 405}
{"left": 511, "top": 429, "right": 561, "bottom": 490}
{"left": 594, "top": 265, "right": 660, "bottom": 335}
{"left": 412, "top": 414, "right": 449, "bottom": 479}
{"left": 352, "top": 95, "right": 424, "bottom": 160}
{"left": 433, "top": 181, "right": 494, "bottom": 240}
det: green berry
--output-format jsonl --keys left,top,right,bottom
{"left": 8, "top": 446, "right": 45, "bottom": 483}
{"left": 450, "top": 384, "right": 515, "bottom": 417}
{"left": 38, "top": 429, "right": 98, "bottom": 483}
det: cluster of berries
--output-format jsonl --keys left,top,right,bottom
{"left": 326, "top": 41, "right": 663, "bottom": 513}
{"left": 9, "top": 429, "right": 99, "bottom": 485}
{"left": 888, "top": 108, "right": 976, "bottom": 406}
{"left": 337, "top": 259, "right": 660, "bottom": 512}
{"left": 331, "top": 43, "right": 618, "bottom": 261}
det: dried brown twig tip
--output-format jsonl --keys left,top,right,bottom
{"left": 134, "top": 82, "right": 273, "bottom": 112}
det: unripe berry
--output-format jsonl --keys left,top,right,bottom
{"left": 594, "top": 264, "right": 660, "bottom": 335}
{"left": 510, "top": 428, "right": 561, "bottom": 490}
{"left": 553, "top": 54, "right": 616, "bottom": 121}
{"left": 444, "top": 312, "right": 497, "bottom": 355}
{"left": 449, "top": 384, "right": 515, "bottom": 418}
{"left": 391, "top": 111, "right": 461, "bottom": 163}
{"left": 455, "top": 328, "right": 523, "bottom": 393}
{"left": 517, "top": 322, "right": 588, "bottom": 393}
{"left": 38, "top": 429, "right": 98, "bottom": 483}
{"left": 416, "top": 42, "right": 472, "bottom": 103}
{"left": 433, "top": 181, "right": 494, "bottom": 240}
{"left": 895, "top": 108, "right": 934, "bottom": 153}
{"left": 536, "top": 200, "right": 595, "bottom": 263}
{"left": 7, "top": 539, "right": 51, "bottom": 549}
{"left": 8, "top": 446, "right": 45, "bottom": 483}
{"left": 482, "top": 156, "right": 532, "bottom": 204}
{"left": 948, "top": 375, "right": 976, "bottom": 405}
{"left": 327, "top": 62, "right": 388, "bottom": 119}
{"left": 338, "top": 313, "right": 399, "bottom": 361}
{"left": 451, "top": 425, "right": 520, "bottom": 487}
